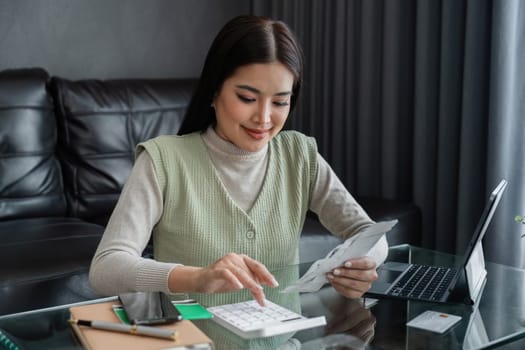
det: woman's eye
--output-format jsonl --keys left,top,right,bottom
{"left": 237, "top": 94, "right": 255, "bottom": 103}
{"left": 273, "top": 101, "right": 290, "bottom": 107}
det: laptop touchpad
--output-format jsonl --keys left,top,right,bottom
{"left": 377, "top": 268, "right": 403, "bottom": 284}
{"left": 369, "top": 266, "right": 405, "bottom": 293}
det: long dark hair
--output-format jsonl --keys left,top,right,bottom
{"left": 178, "top": 15, "right": 303, "bottom": 135}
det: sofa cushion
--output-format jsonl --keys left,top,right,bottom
{"left": 0, "top": 270, "right": 100, "bottom": 315}
{"left": 0, "top": 68, "right": 66, "bottom": 220}
{"left": 0, "top": 217, "right": 104, "bottom": 282}
{"left": 49, "top": 78, "right": 196, "bottom": 225}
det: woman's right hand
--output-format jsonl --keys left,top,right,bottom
{"left": 168, "top": 253, "right": 279, "bottom": 306}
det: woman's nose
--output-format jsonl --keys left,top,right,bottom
{"left": 254, "top": 101, "right": 271, "bottom": 124}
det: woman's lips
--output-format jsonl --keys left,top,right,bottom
{"left": 243, "top": 127, "right": 270, "bottom": 140}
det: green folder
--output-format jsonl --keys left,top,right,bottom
{"left": 173, "top": 303, "right": 213, "bottom": 320}
{"left": 113, "top": 301, "right": 213, "bottom": 324}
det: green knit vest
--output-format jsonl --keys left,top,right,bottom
{"left": 137, "top": 131, "right": 317, "bottom": 309}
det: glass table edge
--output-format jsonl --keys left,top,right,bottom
{"left": 0, "top": 296, "right": 118, "bottom": 320}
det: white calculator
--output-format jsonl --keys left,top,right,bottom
{"left": 207, "top": 299, "right": 326, "bottom": 339}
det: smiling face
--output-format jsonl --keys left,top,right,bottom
{"left": 212, "top": 62, "right": 295, "bottom": 152}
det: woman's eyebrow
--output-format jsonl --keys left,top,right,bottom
{"left": 235, "top": 84, "right": 292, "bottom": 96}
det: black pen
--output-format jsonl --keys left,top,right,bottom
{"left": 69, "top": 318, "right": 177, "bottom": 340}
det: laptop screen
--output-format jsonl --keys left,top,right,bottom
{"left": 461, "top": 179, "right": 507, "bottom": 268}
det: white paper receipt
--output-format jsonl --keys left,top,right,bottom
{"left": 406, "top": 311, "right": 462, "bottom": 333}
{"left": 282, "top": 220, "right": 398, "bottom": 293}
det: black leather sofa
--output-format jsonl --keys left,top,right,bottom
{"left": 0, "top": 68, "right": 421, "bottom": 316}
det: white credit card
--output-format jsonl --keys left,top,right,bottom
{"left": 406, "top": 310, "right": 462, "bottom": 334}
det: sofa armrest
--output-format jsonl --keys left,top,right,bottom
{"left": 299, "top": 198, "right": 421, "bottom": 263}
{"left": 359, "top": 197, "right": 421, "bottom": 246}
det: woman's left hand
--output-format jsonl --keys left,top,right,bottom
{"left": 326, "top": 256, "right": 378, "bottom": 299}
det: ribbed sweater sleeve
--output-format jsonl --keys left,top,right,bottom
{"left": 310, "top": 154, "right": 389, "bottom": 266}
{"left": 89, "top": 152, "right": 179, "bottom": 296}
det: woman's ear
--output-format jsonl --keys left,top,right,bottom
{"left": 211, "top": 92, "right": 218, "bottom": 108}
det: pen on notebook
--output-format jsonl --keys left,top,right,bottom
{"left": 69, "top": 318, "right": 177, "bottom": 340}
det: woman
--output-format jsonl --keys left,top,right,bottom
{"left": 89, "top": 15, "right": 387, "bottom": 311}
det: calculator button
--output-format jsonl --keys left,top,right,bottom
{"left": 208, "top": 300, "right": 326, "bottom": 339}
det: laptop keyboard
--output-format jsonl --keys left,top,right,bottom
{"left": 387, "top": 265, "right": 458, "bottom": 301}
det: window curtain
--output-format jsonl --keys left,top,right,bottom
{"left": 250, "top": 0, "right": 525, "bottom": 268}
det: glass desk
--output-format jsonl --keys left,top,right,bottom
{"left": 0, "top": 244, "right": 524, "bottom": 349}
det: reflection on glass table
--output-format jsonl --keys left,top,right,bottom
{"left": 0, "top": 244, "right": 524, "bottom": 349}
{"left": 372, "top": 245, "right": 525, "bottom": 350}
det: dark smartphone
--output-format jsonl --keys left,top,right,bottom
{"left": 119, "top": 291, "right": 183, "bottom": 325}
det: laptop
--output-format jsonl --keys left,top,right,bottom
{"left": 366, "top": 179, "right": 507, "bottom": 305}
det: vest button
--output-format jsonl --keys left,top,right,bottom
{"left": 246, "top": 230, "right": 255, "bottom": 239}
